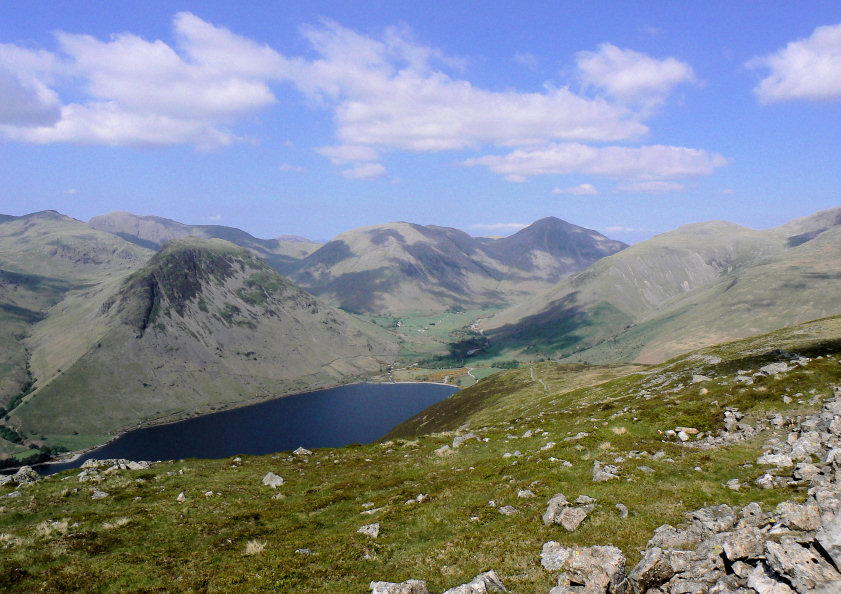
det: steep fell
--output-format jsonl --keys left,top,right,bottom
{"left": 10, "top": 238, "right": 398, "bottom": 436}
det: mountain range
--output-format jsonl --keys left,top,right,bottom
{"left": 1, "top": 205, "right": 840, "bottom": 463}
{"left": 90, "top": 211, "right": 627, "bottom": 314}
{"left": 481, "top": 206, "right": 841, "bottom": 363}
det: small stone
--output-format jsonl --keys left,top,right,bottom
{"left": 176, "top": 491, "right": 186, "bottom": 502}
{"left": 541, "top": 541, "right": 571, "bottom": 571}
{"left": 559, "top": 506, "right": 588, "bottom": 531}
{"left": 91, "top": 489, "right": 109, "bottom": 500}
{"left": 575, "top": 495, "right": 595, "bottom": 504}
{"left": 262, "top": 472, "right": 284, "bottom": 488}
{"left": 293, "top": 447, "right": 312, "bottom": 456}
{"left": 748, "top": 561, "right": 795, "bottom": 594}
{"left": 11, "top": 466, "right": 40, "bottom": 484}
{"left": 777, "top": 499, "right": 821, "bottom": 531}
{"left": 765, "top": 537, "right": 841, "bottom": 592}
{"left": 760, "top": 362, "right": 790, "bottom": 376}
{"left": 726, "top": 478, "right": 741, "bottom": 491}
{"left": 616, "top": 503, "right": 628, "bottom": 518}
{"left": 498, "top": 505, "right": 519, "bottom": 516}
{"left": 723, "top": 526, "right": 764, "bottom": 561}
{"left": 452, "top": 433, "right": 478, "bottom": 449}
{"left": 370, "top": 579, "right": 430, "bottom": 594}
{"left": 435, "top": 445, "right": 452, "bottom": 456}
{"left": 358, "top": 523, "right": 380, "bottom": 538}
{"left": 542, "top": 494, "right": 568, "bottom": 526}
{"left": 816, "top": 513, "right": 841, "bottom": 571}
{"left": 628, "top": 546, "right": 674, "bottom": 593}
{"left": 757, "top": 453, "right": 794, "bottom": 467}
{"left": 517, "top": 489, "right": 535, "bottom": 499}
{"left": 442, "top": 570, "right": 507, "bottom": 593}
{"left": 296, "top": 548, "right": 313, "bottom": 555}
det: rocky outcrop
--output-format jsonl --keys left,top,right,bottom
{"left": 542, "top": 493, "right": 594, "bottom": 532}
{"left": 540, "top": 491, "right": 841, "bottom": 592}
{"left": 0, "top": 465, "right": 41, "bottom": 486}
{"left": 542, "top": 544, "right": 627, "bottom": 593}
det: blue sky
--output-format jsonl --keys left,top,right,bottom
{"left": 1, "top": 1, "right": 840, "bottom": 243}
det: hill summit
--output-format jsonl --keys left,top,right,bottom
{"left": 289, "top": 218, "right": 626, "bottom": 314}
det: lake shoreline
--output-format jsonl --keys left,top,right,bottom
{"left": 21, "top": 380, "right": 458, "bottom": 475}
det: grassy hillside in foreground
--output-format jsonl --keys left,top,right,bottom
{"left": 1, "top": 315, "right": 840, "bottom": 591}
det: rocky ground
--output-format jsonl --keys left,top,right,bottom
{"left": 371, "top": 391, "right": 841, "bottom": 593}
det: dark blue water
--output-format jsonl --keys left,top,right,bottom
{"left": 38, "top": 382, "right": 457, "bottom": 475}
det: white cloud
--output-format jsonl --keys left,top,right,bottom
{"left": 576, "top": 43, "right": 695, "bottom": 110}
{"left": 0, "top": 12, "right": 288, "bottom": 148}
{"left": 3, "top": 101, "right": 236, "bottom": 148}
{"left": 463, "top": 143, "right": 727, "bottom": 180}
{"left": 341, "top": 162, "right": 386, "bottom": 180}
{"left": 553, "top": 183, "right": 599, "bottom": 196}
{"left": 616, "top": 180, "right": 685, "bottom": 193}
{"left": 278, "top": 163, "right": 306, "bottom": 172}
{"left": 283, "top": 21, "right": 647, "bottom": 151}
{"left": 469, "top": 222, "right": 528, "bottom": 233}
{"left": 748, "top": 22, "right": 841, "bottom": 102}
{"left": 0, "top": 67, "right": 61, "bottom": 126}
{"left": 721, "top": 188, "right": 735, "bottom": 195}
{"left": 206, "top": 214, "right": 222, "bottom": 221}
{"left": 62, "top": 188, "right": 77, "bottom": 195}
{"left": 0, "top": 14, "right": 723, "bottom": 190}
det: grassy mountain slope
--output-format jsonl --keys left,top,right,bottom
{"left": 290, "top": 218, "right": 626, "bottom": 314}
{"left": 9, "top": 238, "right": 398, "bottom": 439}
{"left": 89, "top": 211, "right": 321, "bottom": 274}
{"left": 0, "top": 211, "right": 153, "bottom": 406}
{"left": 482, "top": 208, "right": 841, "bottom": 363}
{"left": 2, "top": 313, "right": 839, "bottom": 591}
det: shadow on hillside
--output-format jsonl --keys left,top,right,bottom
{"left": 485, "top": 292, "right": 633, "bottom": 357}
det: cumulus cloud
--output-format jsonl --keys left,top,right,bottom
{"left": 748, "top": 22, "right": 841, "bottom": 102}
{"left": 576, "top": 43, "right": 695, "bottom": 110}
{"left": 0, "top": 68, "right": 61, "bottom": 126}
{"left": 281, "top": 21, "right": 646, "bottom": 151}
{"left": 616, "top": 180, "right": 685, "bottom": 193}
{"left": 553, "top": 183, "right": 599, "bottom": 196}
{"left": 0, "top": 14, "right": 726, "bottom": 188}
{"left": 463, "top": 143, "right": 727, "bottom": 181}
{"left": 0, "top": 12, "right": 288, "bottom": 148}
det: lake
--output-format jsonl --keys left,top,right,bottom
{"left": 38, "top": 382, "right": 457, "bottom": 475}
